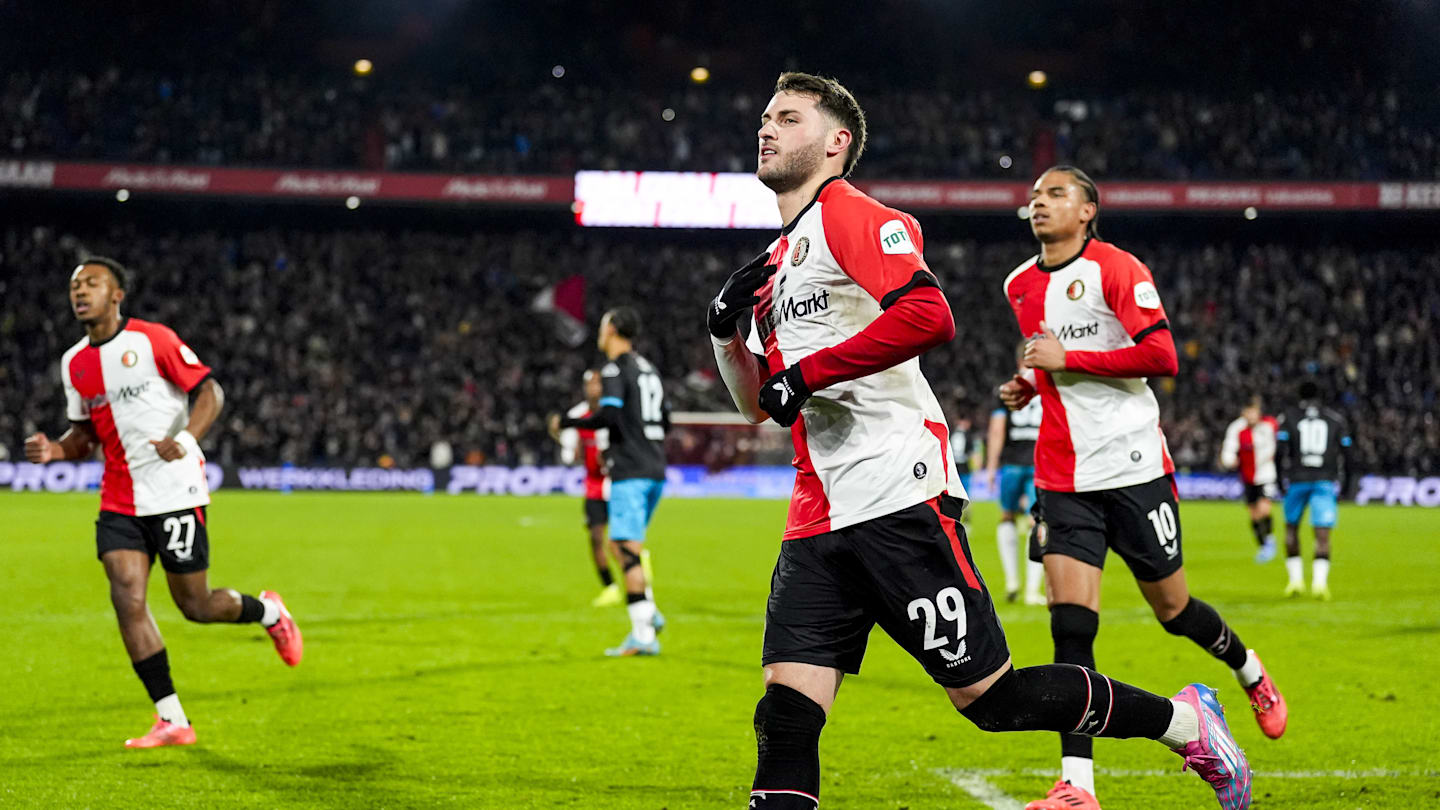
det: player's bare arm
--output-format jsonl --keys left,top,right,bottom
{"left": 25, "top": 420, "right": 100, "bottom": 463}
{"left": 984, "top": 411, "right": 1006, "bottom": 488}
{"left": 151, "top": 378, "right": 224, "bottom": 462}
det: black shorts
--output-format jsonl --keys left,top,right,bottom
{"left": 1029, "top": 475, "right": 1183, "bottom": 582}
{"left": 96, "top": 507, "right": 211, "bottom": 574}
{"left": 762, "top": 494, "right": 1010, "bottom": 689}
{"left": 1243, "top": 482, "right": 1278, "bottom": 505}
{"left": 584, "top": 497, "right": 608, "bottom": 528}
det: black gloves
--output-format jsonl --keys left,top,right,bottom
{"left": 758, "top": 365, "right": 811, "bottom": 427}
{"left": 708, "top": 252, "right": 777, "bottom": 339}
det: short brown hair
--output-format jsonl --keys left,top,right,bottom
{"left": 774, "top": 72, "right": 867, "bottom": 177}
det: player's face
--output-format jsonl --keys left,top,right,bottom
{"left": 756, "top": 92, "right": 830, "bottom": 193}
{"left": 1028, "top": 171, "right": 1094, "bottom": 243}
{"left": 583, "top": 371, "right": 602, "bottom": 404}
{"left": 1242, "top": 404, "right": 1261, "bottom": 425}
{"left": 69, "top": 263, "right": 122, "bottom": 324}
{"left": 596, "top": 314, "right": 613, "bottom": 352}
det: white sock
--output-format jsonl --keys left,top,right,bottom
{"left": 259, "top": 595, "right": 281, "bottom": 628}
{"left": 1158, "top": 699, "right": 1199, "bottom": 748}
{"left": 628, "top": 599, "right": 657, "bottom": 644}
{"left": 1061, "top": 756, "right": 1095, "bottom": 796}
{"left": 1312, "top": 558, "right": 1330, "bottom": 589}
{"left": 1025, "top": 559, "right": 1046, "bottom": 598}
{"left": 155, "top": 693, "right": 189, "bottom": 727}
{"left": 1234, "top": 649, "right": 1263, "bottom": 689}
{"left": 996, "top": 521, "right": 1020, "bottom": 592}
{"left": 1285, "top": 555, "right": 1304, "bottom": 585}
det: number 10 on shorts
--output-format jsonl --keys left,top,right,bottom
{"left": 1146, "top": 503, "right": 1179, "bottom": 559}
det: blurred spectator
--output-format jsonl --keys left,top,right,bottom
{"left": 3, "top": 71, "right": 1437, "bottom": 180}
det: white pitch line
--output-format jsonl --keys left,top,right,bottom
{"left": 938, "top": 766, "right": 1437, "bottom": 782}
{"left": 940, "top": 772, "right": 1025, "bottom": 810}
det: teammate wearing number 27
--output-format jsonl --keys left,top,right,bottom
{"left": 1001, "top": 168, "right": 1284, "bottom": 809}
{"left": 711, "top": 73, "right": 1253, "bottom": 810}
{"left": 25, "top": 258, "right": 302, "bottom": 749}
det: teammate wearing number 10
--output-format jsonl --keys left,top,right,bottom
{"left": 1000, "top": 167, "right": 1284, "bottom": 809}
{"left": 24, "top": 258, "right": 302, "bottom": 750}
{"left": 711, "top": 73, "right": 1254, "bottom": 810}
{"left": 555, "top": 307, "right": 670, "bottom": 656}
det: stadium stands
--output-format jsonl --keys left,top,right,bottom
{"left": 5, "top": 224, "right": 1435, "bottom": 477}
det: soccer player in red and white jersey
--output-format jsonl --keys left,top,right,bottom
{"left": 552, "top": 369, "right": 620, "bottom": 607}
{"left": 710, "top": 75, "right": 1253, "bottom": 810}
{"left": 24, "top": 258, "right": 301, "bottom": 749}
{"left": 999, "top": 168, "right": 1284, "bottom": 809}
{"left": 1219, "top": 396, "right": 1280, "bottom": 562}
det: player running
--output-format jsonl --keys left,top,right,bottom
{"left": 1275, "top": 380, "right": 1352, "bottom": 600}
{"left": 984, "top": 340, "right": 1046, "bottom": 604}
{"left": 1219, "top": 397, "right": 1280, "bottom": 563}
{"left": 711, "top": 74, "right": 1253, "bottom": 810}
{"left": 552, "top": 369, "right": 620, "bottom": 607}
{"left": 24, "top": 258, "right": 301, "bottom": 749}
{"left": 1000, "top": 167, "right": 1282, "bottom": 808}
{"left": 551, "top": 307, "right": 669, "bottom": 656}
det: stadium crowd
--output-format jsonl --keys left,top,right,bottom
{"left": 3, "top": 224, "right": 1436, "bottom": 478}
{"left": 3, "top": 70, "right": 1438, "bottom": 180}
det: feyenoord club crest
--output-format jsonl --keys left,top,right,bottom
{"left": 1066, "top": 279, "right": 1085, "bottom": 300}
{"left": 1036, "top": 521, "right": 1049, "bottom": 547}
{"left": 121, "top": 350, "right": 139, "bottom": 367}
{"left": 790, "top": 236, "right": 810, "bottom": 266}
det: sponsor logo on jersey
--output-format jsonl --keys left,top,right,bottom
{"left": 1133, "top": 280, "right": 1161, "bottom": 309}
{"left": 1066, "top": 279, "right": 1085, "bottom": 300}
{"left": 1054, "top": 321, "right": 1099, "bottom": 341}
{"left": 179, "top": 344, "right": 202, "bottom": 365}
{"left": 112, "top": 380, "right": 152, "bottom": 402}
{"left": 790, "top": 236, "right": 809, "bottom": 266}
{"left": 771, "top": 289, "right": 831, "bottom": 326}
{"left": 121, "top": 350, "right": 139, "bottom": 367}
{"left": 878, "top": 219, "right": 914, "bottom": 255}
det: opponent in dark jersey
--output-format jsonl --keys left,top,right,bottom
{"left": 554, "top": 307, "right": 669, "bottom": 656}
{"left": 985, "top": 342, "right": 1046, "bottom": 606}
{"left": 1275, "top": 379, "right": 1352, "bottom": 599}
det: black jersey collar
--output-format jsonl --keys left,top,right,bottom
{"left": 89, "top": 316, "right": 130, "bottom": 347}
{"left": 1037, "top": 237, "right": 1093, "bottom": 274}
{"left": 780, "top": 176, "right": 844, "bottom": 235}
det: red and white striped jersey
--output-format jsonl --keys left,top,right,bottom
{"left": 60, "top": 318, "right": 213, "bottom": 516}
{"left": 748, "top": 178, "right": 965, "bottom": 540}
{"left": 1003, "top": 239, "right": 1175, "bottom": 492}
{"left": 1221, "top": 416, "right": 1278, "bottom": 486}
{"left": 560, "top": 401, "right": 610, "bottom": 501}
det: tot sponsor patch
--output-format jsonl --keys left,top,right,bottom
{"left": 878, "top": 219, "right": 915, "bottom": 255}
{"left": 1133, "top": 281, "right": 1162, "bottom": 309}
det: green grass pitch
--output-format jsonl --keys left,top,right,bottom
{"left": 2, "top": 492, "right": 1437, "bottom": 808}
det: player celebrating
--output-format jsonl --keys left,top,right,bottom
{"left": 24, "top": 258, "right": 301, "bottom": 749}
{"left": 1000, "top": 167, "right": 1282, "bottom": 808}
{"left": 711, "top": 74, "right": 1253, "bottom": 810}
{"left": 552, "top": 369, "right": 620, "bottom": 607}
{"left": 1275, "top": 380, "right": 1352, "bottom": 599}
{"left": 984, "top": 340, "right": 1046, "bottom": 604}
{"left": 1219, "top": 397, "right": 1280, "bottom": 563}
{"left": 550, "top": 307, "right": 669, "bottom": 656}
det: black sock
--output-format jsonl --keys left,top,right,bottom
{"left": 1251, "top": 518, "right": 1268, "bottom": 546}
{"left": 1051, "top": 604, "right": 1098, "bottom": 759}
{"left": 132, "top": 649, "right": 176, "bottom": 703}
{"left": 626, "top": 592, "right": 646, "bottom": 605}
{"left": 236, "top": 594, "right": 265, "bottom": 624}
{"left": 1161, "top": 598, "right": 1248, "bottom": 670}
{"left": 752, "top": 684, "right": 825, "bottom": 809}
{"left": 960, "top": 665, "right": 1173, "bottom": 741}
{"left": 598, "top": 567, "right": 615, "bottom": 587}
